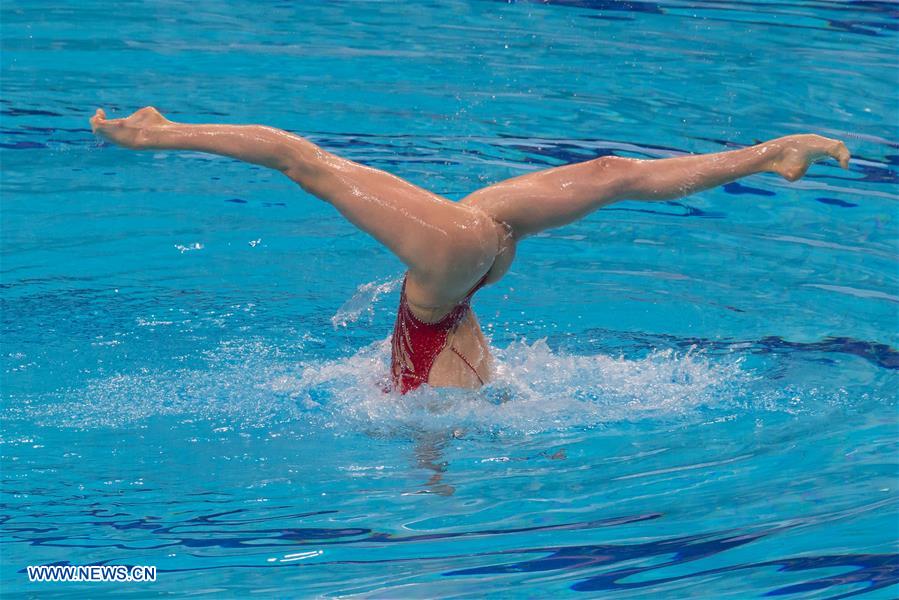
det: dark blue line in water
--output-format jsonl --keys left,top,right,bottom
{"left": 816, "top": 196, "right": 858, "bottom": 207}
{"left": 0, "top": 107, "right": 63, "bottom": 117}
{"left": 572, "top": 552, "right": 899, "bottom": 598}
{"left": 846, "top": 1, "right": 899, "bottom": 16}
{"left": 723, "top": 181, "right": 776, "bottom": 197}
{"left": 440, "top": 523, "right": 898, "bottom": 597}
{"left": 850, "top": 161, "right": 898, "bottom": 184}
{"left": 513, "top": 0, "right": 664, "bottom": 13}
{"left": 584, "top": 13, "right": 634, "bottom": 20}
{"left": 605, "top": 201, "right": 726, "bottom": 218}
{"left": 512, "top": 0, "right": 897, "bottom": 38}
{"left": 579, "top": 329, "right": 899, "bottom": 371}
{"left": 756, "top": 336, "right": 899, "bottom": 370}
{"left": 761, "top": 554, "right": 899, "bottom": 598}
{"left": 185, "top": 508, "right": 338, "bottom": 524}
{"left": 448, "top": 529, "right": 767, "bottom": 577}
{"left": 503, "top": 142, "right": 613, "bottom": 166}
{"left": 4, "top": 511, "right": 660, "bottom": 552}
{"left": 0, "top": 141, "right": 47, "bottom": 149}
{"left": 827, "top": 18, "right": 898, "bottom": 35}
{"left": 370, "top": 513, "right": 661, "bottom": 544}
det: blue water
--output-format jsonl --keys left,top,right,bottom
{"left": 2, "top": 0, "right": 897, "bottom": 597}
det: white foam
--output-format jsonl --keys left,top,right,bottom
{"left": 290, "top": 338, "right": 750, "bottom": 437}
{"left": 23, "top": 336, "right": 751, "bottom": 436}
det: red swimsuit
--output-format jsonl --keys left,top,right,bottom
{"left": 390, "top": 274, "right": 488, "bottom": 393}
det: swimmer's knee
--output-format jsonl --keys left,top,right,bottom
{"left": 589, "top": 155, "right": 639, "bottom": 198}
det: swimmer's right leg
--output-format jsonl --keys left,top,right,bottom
{"left": 90, "top": 107, "right": 498, "bottom": 303}
{"left": 461, "top": 135, "right": 850, "bottom": 239}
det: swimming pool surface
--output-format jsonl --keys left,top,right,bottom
{"left": 2, "top": 0, "right": 897, "bottom": 597}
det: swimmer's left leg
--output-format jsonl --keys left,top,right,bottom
{"left": 461, "top": 134, "right": 850, "bottom": 239}
{"left": 90, "top": 107, "right": 498, "bottom": 303}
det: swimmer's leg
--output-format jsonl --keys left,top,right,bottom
{"left": 89, "top": 107, "right": 497, "bottom": 300}
{"left": 461, "top": 135, "right": 850, "bottom": 238}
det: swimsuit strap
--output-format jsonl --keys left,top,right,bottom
{"left": 450, "top": 345, "right": 485, "bottom": 386}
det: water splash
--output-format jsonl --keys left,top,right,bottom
{"left": 289, "top": 338, "right": 751, "bottom": 437}
{"left": 17, "top": 336, "right": 756, "bottom": 435}
{"left": 330, "top": 277, "right": 402, "bottom": 329}
{"left": 174, "top": 242, "right": 204, "bottom": 253}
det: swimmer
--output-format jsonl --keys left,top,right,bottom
{"left": 90, "top": 107, "right": 850, "bottom": 393}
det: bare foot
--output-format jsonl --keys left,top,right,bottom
{"left": 89, "top": 106, "right": 171, "bottom": 149}
{"left": 767, "top": 134, "right": 851, "bottom": 182}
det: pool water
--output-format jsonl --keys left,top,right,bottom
{"left": 2, "top": 0, "right": 897, "bottom": 597}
